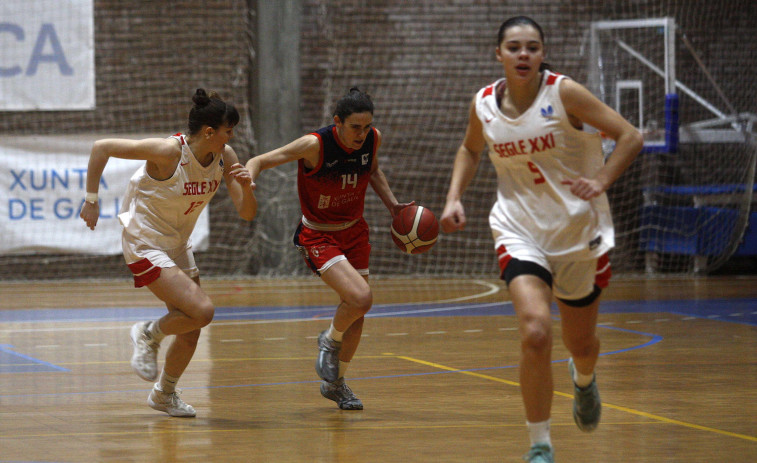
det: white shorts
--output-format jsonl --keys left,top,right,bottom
{"left": 122, "top": 234, "right": 199, "bottom": 287}
{"left": 496, "top": 239, "right": 611, "bottom": 301}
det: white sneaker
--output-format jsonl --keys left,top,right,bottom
{"left": 130, "top": 321, "right": 159, "bottom": 381}
{"left": 148, "top": 383, "right": 196, "bottom": 417}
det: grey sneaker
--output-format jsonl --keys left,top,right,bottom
{"left": 315, "top": 330, "right": 341, "bottom": 383}
{"left": 523, "top": 443, "right": 554, "bottom": 463}
{"left": 148, "top": 383, "right": 196, "bottom": 417}
{"left": 569, "top": 357, "right": 601, "bottom": 432}
{"left": 320, "top": 378, "right": 363, "bottom": 410}
{"left": 130, "top": 321, "right": 159, "bottom": 381}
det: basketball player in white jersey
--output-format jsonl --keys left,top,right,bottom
{"left": 80, "top": 89, "right": 257, "bottom": 417}
{"left": 440, "top": 16, "right": 643, "bottom": 463}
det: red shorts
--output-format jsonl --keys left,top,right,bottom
{"left": 293, "top": 218, "right": 370, "bottom": 276}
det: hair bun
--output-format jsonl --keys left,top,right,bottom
{"left": 192, "top": 88, "right": 211, "bottom": 107}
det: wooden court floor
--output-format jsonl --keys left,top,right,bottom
{"left": 1, "top": 276, "right": 756, "bottom": 462}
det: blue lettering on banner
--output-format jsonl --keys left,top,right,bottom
{"left": 0, "top": 23, "right": 73, "bottom": 77}
{"left": 8, "top": 198, "right": 44, "bottom": 220}
{"left": 6, "top": 168, "right": 117, "bottom": 221}
{"left": 8, "top": 197, "right": 121, "bottom": 221}
{"left": 10, "top": 168, "right": 97, "bottom": 191}
{"left": 0, "top": 23, "right": 24, "bottom": 77}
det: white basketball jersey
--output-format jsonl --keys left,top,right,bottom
{"left": 477, "top": 71, "right": 614, "bottom": 261}
{"left": 119, "top": 134, "right": 223, "bottom": 250}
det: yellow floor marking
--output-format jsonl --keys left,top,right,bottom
{"left": 393, "top": 354, "right": 757, "bottom": 443}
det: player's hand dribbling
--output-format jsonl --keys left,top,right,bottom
{"left": 440, "top": 200, "right": 466, "bottom": 233}
{"left": 80, "top": 202, "right": 100, "bottom": 231}
{"left": 391, "top": 201, "right": 416, "bottom": 218}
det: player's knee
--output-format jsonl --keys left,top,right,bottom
{"left": 520, "top": 318, "right": 552, "bottom": 352}
{"left": 348, "top": 289, "right": 373, "bottom": 315}
{"left": 193, "top": 300, "right": 215, "bottom": 328}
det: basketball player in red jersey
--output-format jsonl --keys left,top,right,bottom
{"left": 246, "top": 88, "right": 413, "bottom": 410}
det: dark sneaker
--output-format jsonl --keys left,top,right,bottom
{"left": 523, "top": 443, "right": 554, "bottom": 463}
{"left": 569, "top": 357, "right": 601, "bottom": 432}
{"left": 315, "top": 330, "right": 341, "bottom": 383}
{"left": 320, "top": 378, "right": 363, "bottom": 410}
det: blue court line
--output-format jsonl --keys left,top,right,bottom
{"left": 0, "top": 297, "right": 749, "bottom": 375}
{"left": 0, "top": 344, "right": 69, "bottom": 373}
{"left": 0, "top": 321, "right": 661, "bottom": 399}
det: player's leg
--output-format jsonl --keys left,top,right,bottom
{"left": 557, "top": 296, "right": 602, "bottom": 432}
{"left": 509, "top": 273, "right": 555, "bottom": 424}
{"left": 316, "top": 260, "right": 371, "bottom": 384}
{"left": 499, "top": 247, "right": 556, "bottom": 461}
{"left": 311, "top": 223, "right": 371, "bottom": 410}
{"left": 145, "top": 271, "right": 209, "bottom": 418}
{"left": 314, "top": 264, "right": 368, "bottom": 410}
{"left": 553, "top": 256, "right": 609, "bottom": 432}
{"left": 125, "top": 239, "right": 214, "bottom": 377}
{"left": 147, "top": 297, "right": 202, "bottom": 417}
{"left": 330, "top": 219, "right": 372, "bottom": 367}
{"left": 557, "top": 297, "right": 600, "bottom": 381}
{"left": 129, "top": 265, "right": 214, "bottom": 377}
{"left": 320, "top": 261, "right": 372, "bottom": 358}
{"left": 147, "top": 327, "right": 200, "bottom": 417}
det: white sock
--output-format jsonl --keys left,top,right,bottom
{"left": 527, "top": 419, "right": 552, "bottom": 448}
{"left": 159, "top": 371, "right": 179, "bottom": 394}
{"left": 148, "top": 320, "right": 166, "bottom": 343}
{"left": 326, "top": 322, "right": 344, "bottom": 343}
{"left": 338, "top": 360, "right": 349, "bottom": 379}
{"left": 573, "top": 366, "right": 595, "bottom": 388}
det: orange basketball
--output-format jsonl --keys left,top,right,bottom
{"left": 390, "top": 205, "right": 439, "bottom": 254}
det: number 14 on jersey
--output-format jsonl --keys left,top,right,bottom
{"left": 341, "top": 174, "right": 358, "bottom": 189}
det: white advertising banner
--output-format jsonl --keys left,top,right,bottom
{"left": 0, "top": 135, "right": 209, "bottom": 255}
{"left": 0, "top": 0, "right": 95, "bottom": 110}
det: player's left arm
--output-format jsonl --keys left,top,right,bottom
{"left": 560, "top": 79, "right": 644, "bottom": 200}
{"left": 368, "top": 129, "right": 414, "bottom": 217}
{"left": 222, "top": 146, "right": 257, "bottom": 221}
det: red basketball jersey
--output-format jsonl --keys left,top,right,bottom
{"left": 297, "top": 125, "right": 377, "bottom": 225}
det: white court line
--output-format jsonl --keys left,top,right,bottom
{"left": 0, "top": 281, "right": 505, "bottom": 334}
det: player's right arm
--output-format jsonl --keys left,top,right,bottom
{"left": 440, "top": 96, "right": 486, "bottom": 233}
{"left": 245, "top": 134, "right": 320, "bottom": 189}
{"left": 80, "top": 138, "right": 179, "bottom": 230}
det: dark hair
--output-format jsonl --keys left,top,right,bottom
{"left": 333, "top": 87, "right": 374, "bottom": 122}
{"left": 497, "top": 16, "right": 551, "bottom": 72}
{"left": 187, "top": 88, "right": 240, "bottom": 135}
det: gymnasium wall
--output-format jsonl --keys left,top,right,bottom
{"left": 1, "top": 0, "right": 754, "bottom": 279}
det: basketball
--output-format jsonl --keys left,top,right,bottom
{"left": 391, "top": 205, "right": 439, "bottom": 254}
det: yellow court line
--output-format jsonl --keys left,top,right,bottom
{"left": 392, "top": 354, "right": 757, "bottom": 443}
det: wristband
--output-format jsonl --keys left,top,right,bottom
{"left": 85, "top": 192, "right": 98, "bottom": 204}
